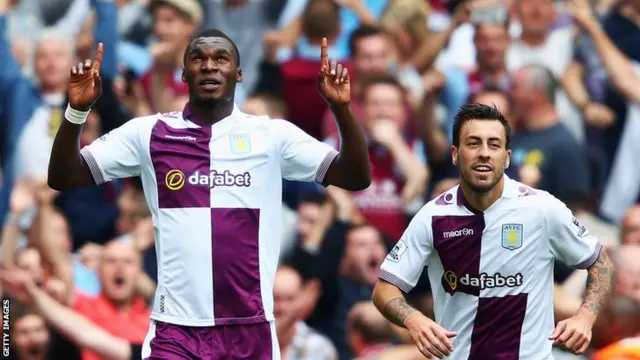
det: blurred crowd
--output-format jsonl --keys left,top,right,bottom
{"left": 1, "top": 0, "right": 640, "bottom": 359}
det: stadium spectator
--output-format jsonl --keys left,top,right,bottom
{"left": 347, "top": 301, "right": 422, "bottom": 359}
{"left": 621, "top": 205, "right": 640, "bottom": 245}
{"left": 306, "top": 224, "right": 387, "bottom": 359}
{"left": 508, "top": 64, "right": 590, "bottom": 202}
{"left": 72, "top": 240, "right": 151, "bottom": 360}
{"left": 321, "top": 24, "right": 392, "bottom": 138}
{"left": 327, "top": 74, "right": 428, "bottom": 240}
{"left": 468, "top": 22, "right": 510, "bottom": 97}
{"left": 139, "top": 0, "right": 202, "bottom": 113}
{"left": 274, "top": 266, "right": 338, "bottom": 360}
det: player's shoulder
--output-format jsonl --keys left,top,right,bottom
{"left": 503, "top": 178, "right": 560, "bottom": 206}
{"left": 416, "top": 185, "right": 466, "bottom": 219}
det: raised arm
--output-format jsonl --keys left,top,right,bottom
{"left": 48, "top": 44, "right": 105, "bottom": 190}
{"left": 569, "top": 0, "right": 640, "bottom": 104}
{"left": 316, "top": 38, "right": 371, "bottom": 191}
{"left": 0, "top": 268, "right": 133, "bottom": 360}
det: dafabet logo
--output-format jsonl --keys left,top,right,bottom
{"left": 164, "top": 169, "right": 251, "bottom": 191}
{"left": 165, "top": 170, "right": 186, "bottom": 191}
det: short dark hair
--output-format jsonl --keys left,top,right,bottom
{"left": 452, "top": 103, "right": 511, "bottom": 149}
{"left": 184, "top": 29, "right": 240, "bottom": 66}
{"left": 359, "top": 73, "right": 405, "bottom": 103}
{"left": 302, "top": 0, "right": 340, "bottom": 40}
{"left": 298, "top": 191, "right": 327, "bottom": 207}
{"left": 349, "top": 24, "right": 386, "bottom": 56}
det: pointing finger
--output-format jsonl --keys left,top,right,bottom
{"left": 94, "top": 42, "right": 104, "bottom": 72}
{"left": 320, "top": 37, "right": 328, "bottom": 67}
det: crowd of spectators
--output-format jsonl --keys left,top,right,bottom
{"left": 1, "top": 0, "right": 640, "bottom": 359}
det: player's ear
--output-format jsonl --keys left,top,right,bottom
{"left": 237, "top": 67, "right": 243, "bottom": 83}
{"left": 505, "top": 149, "right": 512, "bottom": 169}
{"left": 181, "top": 69, "right": 186, "bottom": 83}
{"left": 451, "top": 145, "right": 458, "bottom": 166}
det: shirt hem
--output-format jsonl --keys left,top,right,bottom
{"left": 314, "top": 149, "right": 339, "bottom": 185}
{"left": 80, "top": 147, "right": 106, "bottom": 185}
{"left": 573, "top": 243, "right": 603, "bottom": 269}
{"left": 150, "top": 313, "right": 273, "bottom": 327}
{"left": 379, "top": 269, "right": 414, "bottom": 293}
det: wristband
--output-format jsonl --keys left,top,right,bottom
{"left": 65, "top": 104, "right": 90, "bottom": 125}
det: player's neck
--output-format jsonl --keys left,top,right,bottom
{"left": 460, "top": 179, "right": 504, "bottom": 212}
{"left": 189, "top": 101, "right": 235, "bottom": 124}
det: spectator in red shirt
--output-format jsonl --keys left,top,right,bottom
{"left": 73, "top": 240, "right": 151, "bottom": 360}
{"left": 326, "top": 74, "right": 428, "bottom": 240}
{"left": 321, "top": 25, "right": 393, "bottom": 139}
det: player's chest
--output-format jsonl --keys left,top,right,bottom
{"left": 148, "top": 128, "right": 277, "bottom": 207}
{"left": 432, "top": 208, "right": 549, "bottom": 273}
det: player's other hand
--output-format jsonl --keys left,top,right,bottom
{"left": 549, "top": 313, "right": 593, "bottom": 355}
{"left": 317, "top": 37, "right": 350, "bottom": 106}
{"left": 69, "top": 42, "right": 104, "bottom": 111}
{"left": 404, "top": 312, "right": 457, "bottom": 359}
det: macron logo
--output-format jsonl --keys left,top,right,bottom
{"left": 443, "top": 228, "right": 474, "bottom": 238}
{"left": 165, "top": 135, "right": 196, "bottom": 141}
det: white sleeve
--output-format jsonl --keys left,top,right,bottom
{"left": 544, "top": 195, "right": 603, "bottom": 269}
{"left": 379, "top": 208, "right": 434, "bottom": 293}
{"left": 272, "top": 119, "right": 339, "bottom": 183}
{"left": 80, "top": 118, "right": 145, "bottom": 184}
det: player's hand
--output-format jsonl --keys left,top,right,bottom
{"left": 404, "top": 312, "right": 457, "bottom": 359}
{"left": 69, "top": 42, "right": 103, "bottom": 111}
{"left": 317, "top": 37, "right": 350, "bottom": 106}
{"left": 549, "top": 313, "right": 593, "bottom": 355}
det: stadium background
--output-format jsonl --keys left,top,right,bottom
{"left": 1, "top": 0, "right": 640, "bottom": 359}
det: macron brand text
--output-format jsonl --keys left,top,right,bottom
{"left": 443, "top": 228, "right": 474, "bottom": 238}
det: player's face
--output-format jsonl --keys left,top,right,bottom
{"left": 35, "top": 41, "right": 72, "bottom": 90}
{"left": 452, "top": 119, "right": 511, "bottom": 194}
{"left": 344, "top": 227, "right": 387, "bottom": 286}
{"left": 99, "top": 242, "right": 140, "bottom": 303}
{"left": 13, "top": 315, "right": 49, "bottom": 360}
{"left": 363, "top": 84, "right": 406, "bottom": 129}
{"left": 182, "top": 37, "right": 242, "bottom": 107}
{"left": 474, "top": 25, "right": 509, "bottom": 71}
{"left": 352, "top": 35, "right": 391, "bottom": 77}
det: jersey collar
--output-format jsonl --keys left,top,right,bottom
{"left": 182, "top": 102, "right": 242, "bottom": 127}
{"left": 455, "top": 175, "right": 519, "bottom": 213}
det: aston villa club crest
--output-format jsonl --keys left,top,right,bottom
{"left": 501, "top": 224, "right": 523, "bottom": 250}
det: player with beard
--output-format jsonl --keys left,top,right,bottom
{"left": 372, "top": 103, "right": 614, "bottom": 359}
{"left": 47, "top": 29, "right": 370, "bottom": 359}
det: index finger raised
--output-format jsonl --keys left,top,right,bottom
{"left": 93, "top": 42, "right": 104, "bottom": 72}
{"left": 320, "top": 37, "right": 328, "bottom": 66}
